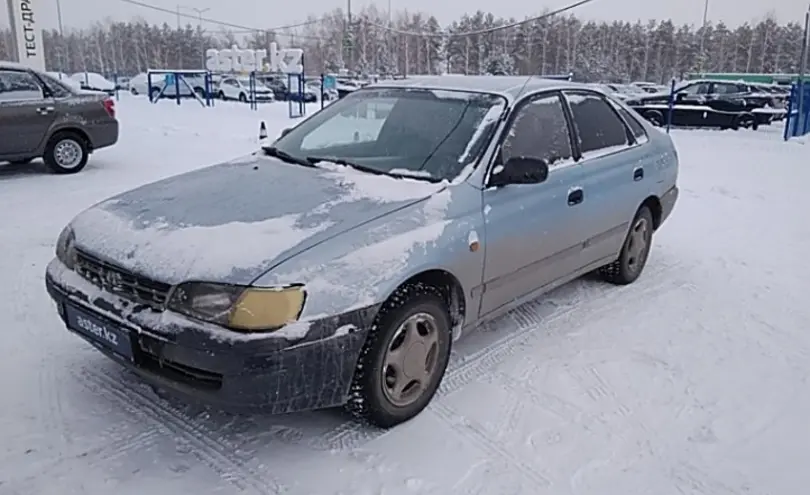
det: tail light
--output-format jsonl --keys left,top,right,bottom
{"left": 102, "top": 98, "right": 115, "bottom": 118}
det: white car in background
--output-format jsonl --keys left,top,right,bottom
{"left": 70, "top": 72, "right": 115, "bottom": 95}
{"left": 217, "top": 76, "right": 275, "bottom": 102}
{"left": 46, "top": 72, "right": 82, "bottom": 90}
{"left": 129, "top": 72, "right": 214, "bottom": 100}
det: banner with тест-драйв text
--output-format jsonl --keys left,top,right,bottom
{"left": 6, "top": 0, "right": 46, "bottom": 72}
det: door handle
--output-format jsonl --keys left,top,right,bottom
{"left": 633, "top": 167, "right": 644, "bottom": 181}
{"left": 567, "top": 187, "right": 584, "bottom": 206}
{"left": 36, "top": 106, "right": 54, "bottom": 115}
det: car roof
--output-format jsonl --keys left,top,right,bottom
{"left": 0, "top": 60, "right": 37, "bottom": 72}
{"left": 366, "top": 75, "right": 590, "bottom": 101}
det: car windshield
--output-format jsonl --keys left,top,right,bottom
{"left": 270, "top": 87, "right": 507, "bottom": 181}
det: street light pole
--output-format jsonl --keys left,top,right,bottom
{"left": 697, "top": 0, "right": 709, "bottom": 74}
{"left": 178, "top": 6, "right": 211, "bottom": 69}
{"left": 55, "top": 0, "right": 66, "bottom": 73}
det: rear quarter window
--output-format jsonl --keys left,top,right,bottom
{"left": 606, "top": 98, "right": 648, "bottom": 144}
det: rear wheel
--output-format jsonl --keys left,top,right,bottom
{"left": 43, "top": 132, "right": 88, "bottom": 174}
{"left": 598, "top": 206, "right": 654, "bottom": 285}
{"left": 347, "top": 285, "right": 452, "bottom": 428}
{"left": 238, "top": 92, "right": 247, "bottom": 103}
{"left": 149, "top": 87, "right": 161, "bottom": 100}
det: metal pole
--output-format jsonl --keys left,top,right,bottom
{"left": 56, "top": 0, "right": 66, "bottom": 71}
{"left": 347, "top": 0, "right": 352, "bottom": 73}
{"left": 697, "top": 0, "right": 709, "bottom": 74}
{"left": 796, "top": 6, "right": 809, "bottom": 131}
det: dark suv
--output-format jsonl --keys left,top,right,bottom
{"left": 625, "top": 79, "right": 784, "bottom": 130}
{"left": 0, "top": 62, "right": 119, "bottom": 174}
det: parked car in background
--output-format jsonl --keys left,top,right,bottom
{"left": 115, "top": 76, "right": 130, "bottom": 91}
{"left": 306, "top": 79, "right": 338, "bottom": 101}
{"left": 44, "top": 75, "right": 678, "bottom": 428}
{"left": 591, "top": 83, "right": 647, "bottom": 100}
{"left": 70, "top": 72, "right": 116, "bottom": 96}
{"left": 256, "top": 75, "right": 317, "bottom": 102}
{"left": 630, "top": 81, "right": 667, "bottom": 93}
{"left": 624, "top": 79, "right": 778, "bottom": 129}
{"left": 0, "top": 61, "right": 119, "bottom": 174}
{"left": 46, "top": 72, "right": 82, "bottom": 90}
{"left": 129, "top": 72, "right": 213, "bottom": 100}
{"left": 217, "top": 76, "right": 275, "bottom": 102}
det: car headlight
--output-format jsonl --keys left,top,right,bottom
{"left": 55, "top": 225, "right": 77, "bottom": 269}
{"left": 167, "top": 282, "right": 305, "bottom": 332}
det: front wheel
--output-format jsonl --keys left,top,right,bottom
{"left": 598, "top": 206, "right": 654, "bottom": 285}
{"left": 238, "top": 92, "right": 247, "bottom": 103}
{"left": 43, "top": 132, "right": 89, "bottom": 174}
{"left": 347, "top": 285, "right": 452, "bottom": 428}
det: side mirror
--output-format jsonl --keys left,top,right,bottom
{"left": 675, "top": 92, "right": 686, "bottom": 101}
{"left": 489, "top": 156, "right": 549, "bottom": 188}
{"left": 280, "top": 127, "right": 292, "bottom": 138}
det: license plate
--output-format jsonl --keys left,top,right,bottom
{"left": 64, "top": 304, "right": 133, "bottom": 360}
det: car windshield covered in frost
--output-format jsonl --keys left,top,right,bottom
{"left": 45, "top": 75, "right": 678, "bottom": 429}
{"left": 270, "top": 87, "right": 506, "bottom": 181}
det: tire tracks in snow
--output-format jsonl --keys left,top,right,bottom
{"left": 320, "top": 257, "right": 688, "bottom": 452}
{"left": 76, "top": 369, "right": 285, "bottom": 494}
{"left": 3, "top": 428, "right": 160, "bottom": 488}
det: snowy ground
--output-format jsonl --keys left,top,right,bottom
{"left": 1, "top": 95, "right": 809, "bottom": 495}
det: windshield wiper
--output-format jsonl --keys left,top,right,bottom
{"left": 306, "top": 156, "right": 385, "bottom": 176}
{"left": 306, "top": 156, "right": 440, "bottom": 182}
{"left": 263, "top": 146, "right": 317, "bottom": 168}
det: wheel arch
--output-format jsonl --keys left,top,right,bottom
{"left": 378, "top": 268, "right": 467, "bottom": 335}
{"left": 47, "top": 127, "right": 93, "bottom": 153}
{"left": 640, "top": 195, "right": 663, "bottom": 230}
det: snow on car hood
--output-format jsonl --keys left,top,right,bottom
{"left": 69, "top": 154, "right": 444, "bottom": 285}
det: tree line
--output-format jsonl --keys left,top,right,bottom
{"left": 0, "top": 7, "right": 804, "bottom": 83}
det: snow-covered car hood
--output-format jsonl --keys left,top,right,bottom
{"left": 69, "top": 153, "right": 444, "bottom": 286}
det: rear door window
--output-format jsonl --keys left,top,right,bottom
{"left": 564, "top": 92, "right": 630, "bottom": 158}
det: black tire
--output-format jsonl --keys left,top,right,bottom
{"left": 194, "top": 87, "right": 205, "bottom": 99}
{"left": 218, "top": 91, "right": 226, "bottom": 100}
{"left": 10, "top": 158, "right": 33, "bottom": 165}
{"left": 130, "top": 88, "right": 138, "bottom": 95}
{"left": 238, "top": 92, "right": 247, "bottom": 103}
{"left": 149, "top": 87, "right": 162, "bottom": 101}
{"left": 642, "top": 110, "right": 665, "bottom": 127}
{"left": 734, "top": 113, "right": 757, "bottom": 131}
{"left": 43, "top": 131, "right": 89, "bottom": 174}
{"left": 346, "top": 285, "right": 452, "bottom": 428}
{"left": 598, "top": 206, "right": 654, "bottom": 285}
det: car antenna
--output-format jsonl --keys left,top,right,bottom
{"left": 514, "top": 75, "right": 535, "bottom": 101}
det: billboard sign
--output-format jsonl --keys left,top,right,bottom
{"left": 6, "top": 0, "right": 46, "bottom": 71}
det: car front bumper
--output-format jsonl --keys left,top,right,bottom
{"left": 45, "top": 258, "right": 377, "bottom": 414}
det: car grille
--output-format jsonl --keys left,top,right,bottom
{"left": 74, "top": 249, "right": 170, "bottom": 309}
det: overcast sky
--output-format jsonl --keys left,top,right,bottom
{"left": 3, "top": 0, "right": 809, "bottom": 33}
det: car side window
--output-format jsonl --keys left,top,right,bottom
{"left": 681, "top": 83, "right": 710, "bottom": 95}
{"left": 0, "top": 70, "right": 45, "bottom": 102}
{"left": 712, "top": 83, "right": 739, "bottom": 95}
{"left": 564, "top": 92, "right": 629, "bottom": 156}
{"left": 500, "top": 93, "right": 573, "bottom": 168}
